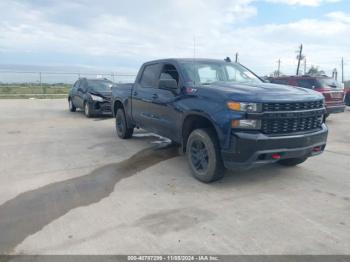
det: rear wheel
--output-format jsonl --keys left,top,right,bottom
{"left": 278, "top": 157, "right": 307, "bottom": 166}
{"left": 186, "top": 128, "right": 224, "bottom": 183}
{"left": 68, "top": 98, "right": 76, "bottom": 112}
{"left": 116, "top": 108, "right": 134, "bottom": 139}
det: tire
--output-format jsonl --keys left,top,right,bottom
{"left": 278, "top": 157, "right": 307, "bottom": 167}
{"left": 324, "top": 113, "right": 329, "bottom": 122}
{"left": 345, "top": 94, "right": 350, "bottom": 106}
{"left": 84, "top": 101, "right": 93, "bottom": 118}
{"left": 186, "top": 128, "right": 224, "bottom": 183}
{"left": 116, "top": 108, "right": 134, "bottom": 139}
{"left": 68, "top": 98, "right": 76, "bottom": 112}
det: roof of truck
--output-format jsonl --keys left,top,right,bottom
{"left": 144, "top": 58, "right": 236, "bottom": 64}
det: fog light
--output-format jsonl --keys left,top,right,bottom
{"left": 271, "top": 154, "right": 281, "bottom": 160}
{"left": 313, "top": 146, "right": 322, "bottom": 152}
{"left": 231, "top": 119, "right": 261, "bottom": 129}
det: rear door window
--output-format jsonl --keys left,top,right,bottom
{"left": 72, "top": 81, "right": 79, "bottom": 90}
{"left": 140, "top": 64, "right": 161, "bottom": 88}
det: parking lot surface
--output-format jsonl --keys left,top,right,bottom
{"left": 0, "top": 99, "right": 349, "bottom": 255}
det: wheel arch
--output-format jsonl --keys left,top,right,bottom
{"left": 113, "top": 99, "right": 124, "bottom": 117}
{"left": 181, "top": 113, "right": 221, "bottom": 153}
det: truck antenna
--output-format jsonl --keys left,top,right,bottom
{"left": 193, "top": 35, "right": 197, "bottom": 86}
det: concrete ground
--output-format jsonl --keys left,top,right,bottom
{"left": 0, "top": 99, "right": 349, "bottom": 255}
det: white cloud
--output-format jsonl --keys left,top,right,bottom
{"left": 326, "top": 11, "right": 350, "bottom": 23}
{"left": 266, "top": 0, "right": 341, "bottom": 6}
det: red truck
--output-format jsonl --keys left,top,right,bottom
{"left": 269, "top": 76, "right": 345, "bottom": 117}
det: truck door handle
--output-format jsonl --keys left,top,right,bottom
{"left": 152, "top": 94, "right": 158, "bottom": 99}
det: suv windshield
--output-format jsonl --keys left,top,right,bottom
{"left": 87, "top": 80, "right": 113, "bottom": 91}
{"left": 181, "top": 61, "right": 262, "bottom": 85}
{"left": 318, "top": 78, "right": 341, "bottom": 89}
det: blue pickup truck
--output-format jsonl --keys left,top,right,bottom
{"left": 111, "top": 58, "right": 328, "bottom": 182}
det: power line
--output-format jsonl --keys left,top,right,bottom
{"left": 341, "top": 57, "right": 344, "bottom": 83}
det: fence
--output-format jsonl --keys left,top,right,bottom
{"left": 0, "top": 70, "right": 137, "bottom": 97}
{"left": 0, "top": 70, "right": 137, "bottom": 85}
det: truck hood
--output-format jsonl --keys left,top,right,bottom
{"left": 201, "top": 82, "right": 324, "bottom": 102}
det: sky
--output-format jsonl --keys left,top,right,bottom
{"left": 0, "top": 0, "right": 349, "bottom": 80}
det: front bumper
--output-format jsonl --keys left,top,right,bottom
{"left": 221, "top": 124, "right": 328, "bottom": 169}
{"left": 326, "top": 104, "right": 345, "bottom": 114}
{"left": 90, "top": 101, "right": 112, "bottom": 115}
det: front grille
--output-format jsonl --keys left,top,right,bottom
{"left": 262, "top": 100, "right": 323, "bottom": 112}
{"left": 101, "top": 104, "right": 111, "bottom": 112}
{"left": 262, "top": 116, "right": 323, "bottom": 134}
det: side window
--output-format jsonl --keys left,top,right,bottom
{"left": 140, "top": 64, "right": 161, "bottom": 88}
{"left": 297, "top": 79, "right": 316, "bottom": 89}
{"left": 81, "top": 80, "right": 88, "bottom": 92}
{"left": 159, "top": 64, "right": 179, "bottom": 85}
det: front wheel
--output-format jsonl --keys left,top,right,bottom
{"left": 68, "top": 98, "right": 76, "bottom": 112}
{"left": 116, "top": 108, "right": 133, "bottom": 139}
{"left": 84, "top": 102, "right": 93, "bottom": 118}
{"left": 345, "top": 94, "right": 350, "bottom": 106}
{"left": 278, "top": 157, "right": 307, "bottom": 166}
{"left": 186, "top": 128, "right": 224, "bottom": 183}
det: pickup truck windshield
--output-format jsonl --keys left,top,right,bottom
{"left": 181, "top": 61, "right": 262, "bottom": 85}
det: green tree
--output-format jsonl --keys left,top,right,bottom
{"left": 307, "top": 66, "right": 325, "bottom": 76}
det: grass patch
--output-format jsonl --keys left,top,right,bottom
{"left": 0, "top": 84, "right": 70, "bottom": 95}
{"left": 0, "top": 83, "right": 70, "bottom": 98}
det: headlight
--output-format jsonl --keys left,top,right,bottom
{"left": 227, "top": 102, "right": 260, "bottom": 112}
{"left": 90, "top": 94, "right": 104, "bottom": 102}
{"left": 232, "top": 119, "right": 261, "bottom": 129}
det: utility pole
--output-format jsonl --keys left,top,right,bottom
{"left": 235, "top": 52, "right": 239, "bottom": 63}
{"left": 277, "top": 59, "right": 281, "bottom": 77}
{"left": 296, "top": 44, "right": 303, "bottom": 76}
{"left": 341, "top": 57, "right": 344, "bottom": 83}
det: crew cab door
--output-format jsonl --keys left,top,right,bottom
{"left": 149, "top": 63, "right": 182, "bottom": 141}
{"left": 132, "top": 63, "right": 162, "bottom": 131}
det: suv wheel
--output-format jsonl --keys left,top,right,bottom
{"left": 345, "top": 93, "right": 350, "bottom": 106}
{"left": 186, "top": 128, "right": 224, "bottom": 183}
{"left": 278, "top": 157, "right": 307, "bottom": 166}
{"left": 68, "top": 98, "right": 76, "bottom": 112}
{"left": 84, "top": 102, "right": 93, "bottom": 118}
{"left": 116, "top": 108, "right": 134, "bottom": 139}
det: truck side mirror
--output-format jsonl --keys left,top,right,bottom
{"left": 159, "top": 79, "right": 178, "bottom": 90}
